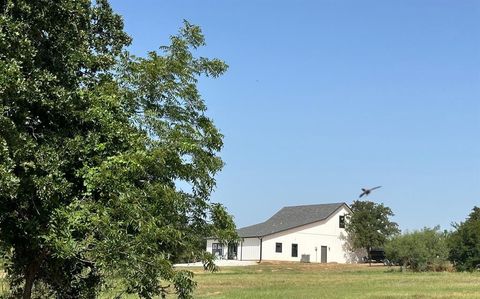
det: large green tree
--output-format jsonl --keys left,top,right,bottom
{"left": 345, "top": 200, "right": 400, "bottom": 263}
{"left": 0, "top": 1, "right": 235, "bottom": 298}
{"left": 448, "top": 206, "right": 480, "bottom": 271}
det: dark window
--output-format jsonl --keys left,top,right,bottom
{"left": 212, "top": 243, "right": 223, "bottom": 257}
{"left": 275, "top": 242, "right": 282, "bottom": 253}
{"left": 291, "top": 244, "right": 298, "bottom": 257}
{"left": 339, "top": 215, "right": 345, "bottom": 228}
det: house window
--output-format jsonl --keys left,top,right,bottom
{"left": 212, "top": 243, "right": 223, "bottom": 257}
{"left": 291, "top": 244, "right": 298, "bottom": 257}
{"left": 339, "top": 215, "right": 345, "bottom": 228}
{"left": 275, "top": 242, "right": 282, "bottom": 253}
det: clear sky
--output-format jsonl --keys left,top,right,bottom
{"left": 109, "top": 0, "right": 480, "bottom": 232}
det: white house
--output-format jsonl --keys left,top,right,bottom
{"left": 206, "top": 202, "right": 355, "bottom": 263}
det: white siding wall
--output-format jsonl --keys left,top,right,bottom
{"left": 206, "top": 239, "right": 214, "bottom": 255}
{"left": 238, "top": 237, "right": 261, "bottom": 261}
{"left": 261, "top": 206, "right": 350, "bottom": 263}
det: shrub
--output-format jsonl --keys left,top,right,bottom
{"left": 448, "top": 207, "right": 480, "bottom": 271}
{"left": 384, "top": 227, "right": 449, "bottom": 272}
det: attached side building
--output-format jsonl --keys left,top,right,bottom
{"left": 206, "top": 202, "right": 353, "bottom": 263}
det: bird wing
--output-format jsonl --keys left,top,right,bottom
{"left": 371, "top": 186, "right": 382, "bottom": 191}
{"left": 359, "top": 192, "right": 365, "bottom": 198}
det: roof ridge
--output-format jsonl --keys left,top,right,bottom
{"left": 282, "top": 202, "right": 346, "bottom": 208}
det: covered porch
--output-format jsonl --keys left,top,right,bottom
{"left": 206, "top": 240, "right": 239, "bottom": 260}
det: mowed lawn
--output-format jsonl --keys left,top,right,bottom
{"left": 187, "top": 262, "right": 480, "bottom": 299}
{"left": 2, "top": 263, "right": 480, "bottom": 298}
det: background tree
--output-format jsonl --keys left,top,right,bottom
{"left": 384, "top": 227, "right": 450, "bottom": 271}
{"left": 0, "top": 1, "right": 236, "bottom": 298}
{"left": 448, "top": 206, "right": 480, "bottom": 271}
{"left": 345, "top": 200, "right": 399, "bottom": 264}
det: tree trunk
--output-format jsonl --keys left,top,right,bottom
{"left": 22, "top": 254, "right": 44, "bottom": 299}
{"left": 23, "top": 269, "right": 34, "bottom": 299}
{"left": 23, "top": 265, "right": 35, "bottom": 299}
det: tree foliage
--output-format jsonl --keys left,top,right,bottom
{"left": 448, "top": 206, "right": 480, "bottom": 271}
{"left": 384, "top": 227, "right": 450, "bottom": 272}
{"left": 345, "top": 200, "right": 399, "bottom": 262}
{"left": 0, "top": 1, "right": 236, "bottom": 298}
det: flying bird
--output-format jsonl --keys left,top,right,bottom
{"left": 359, "top": 186, "right": 382, "bottom": 198}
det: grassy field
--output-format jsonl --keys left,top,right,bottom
{"left": 188, "top": 262, "right": 480, "bottom": 299}
{"left": 2, "top": 262, "right": 480, "bottom": 298}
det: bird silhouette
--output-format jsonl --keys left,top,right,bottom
{"left": 359, "top": 186, "right": 382, "bottom": 198}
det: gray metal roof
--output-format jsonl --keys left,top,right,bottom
{"left": 237, "top": 202, "right": 348, "bottom": 238}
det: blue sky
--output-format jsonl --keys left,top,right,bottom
{"left": 110, "top": 0, "right": 480, "bottom": 231}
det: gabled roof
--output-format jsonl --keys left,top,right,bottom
{"left": 237, "top": 202, "right": 349, "bottom": 238}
